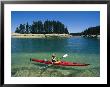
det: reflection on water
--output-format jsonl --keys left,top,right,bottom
{"left": 12, "top": 37, "right": 100, "bottom": 54}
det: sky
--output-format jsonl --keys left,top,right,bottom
{"left": 11, "top": 11, "right": 100, "bottom": 33}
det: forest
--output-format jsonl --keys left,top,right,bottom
{"left": 15, "top": 20, "right": 69, "bottom": 34}
{"left": 82, "top": 26, "right": 100, "bottom": 35}
{"left": 70, "top": 26, "right": 100, "bottom": 36}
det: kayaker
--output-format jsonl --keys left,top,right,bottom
{"left": 51, "top": 53, "right": 57, "bottom": 63}
{"left": 51, "top": 53, "right": 61, "bottom": 64}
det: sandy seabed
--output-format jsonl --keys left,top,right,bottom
{"left": 11, "top": 63, "right": 100, "bottom": 77}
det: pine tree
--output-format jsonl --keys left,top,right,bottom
{"left": 15, "top": 20, "right": 69, "bottom": 34}
{"left": 26, "top": 22, "right": 29, "bottom": 34}
{"left": 19, "top": 24, "right": 25, "bottom": 34}
{"left": 15, "top": 27, "right": 20, "bottom": 33}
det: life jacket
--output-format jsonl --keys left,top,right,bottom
{"left": 52, "top": 56, "right": 57, "bottom": 62}
{"left": 52, "top": 57, "right": 56, "bottom": 60}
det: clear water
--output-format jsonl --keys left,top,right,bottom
{"left": 11, "top": 37, "right": 100, "bottom": 77}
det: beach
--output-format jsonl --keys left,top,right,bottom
{"left": 11, "top": 33, "right": 72, "bottom": 38}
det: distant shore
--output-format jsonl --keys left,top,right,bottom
{"left": 11, "top": 33, "right": 73, "bottom": 38}
{"left": 81, "top": 35, "right": 100, "bottom": 38}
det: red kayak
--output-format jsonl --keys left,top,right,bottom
{"left": 30, "top": 58, "right": 90, "bottom": 66}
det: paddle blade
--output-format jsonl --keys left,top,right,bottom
{"left": 63, "top": 54, "right": 68, "bottom": 58}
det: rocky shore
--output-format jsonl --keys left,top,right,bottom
{"left": 11, "top": 33, "right": 72, "bottom": 38}
{"left": 11, "top": 64, "right": 100, "bottom": 77}
{"left": 81, "top": 35, "right": 100, "bottom": 38}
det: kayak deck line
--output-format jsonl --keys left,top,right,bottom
{"left": 30, "top": 58, "right": 90, "bottom": 66}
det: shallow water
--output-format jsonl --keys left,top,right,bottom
{"left": 11, "top": 37, "right": 100, "bottom": 77}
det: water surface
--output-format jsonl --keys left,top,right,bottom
{"left": 11, "top": 37, "right": 100, "bottom": 77}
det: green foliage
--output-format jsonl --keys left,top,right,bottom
{"left": 25, "top": 22, "right": 30, "bottom": 34}
{"left": 82, "top": 26, "right": 100, "bottom": 35}
{"left": 15, "top": 20, "right": 69, "bottom": 34}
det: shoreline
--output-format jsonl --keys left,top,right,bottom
{"left": 11, "top": 33, "right": 73, "bottom": 38}
{"left": 11, "top": 33, "right": 100, "bottom": 39}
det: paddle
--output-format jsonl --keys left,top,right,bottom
{"left": 60, "top": 54, "right": 68, "bottom": 59}
{"left": 62, "top": 54, "right": 68, "bottom": 58}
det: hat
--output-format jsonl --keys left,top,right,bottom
{"left": 52, "top": 53, "right": 56, "bottom": 57}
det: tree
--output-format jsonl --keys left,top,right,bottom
{"left": 18, "top": 24, "right": 25, "bottom": 34}
{"left": 31, "top": 21, "right": 37, "bottom": 34}
{"left": 64, "top": 27, "right": 69, "bottom": 34}
{"left": 82, "top": 26, "right": 100, "bottom": 36}
{"left": 44, "top": 20, "right": 49, "bottom": 34}
{"left": 37, "top": 21, "right": 43, "bottom": 34}
{"left": 26, "top": 22, "right": 30, "bottom": 34}
{"left": 15, "top": 27, "right": 20, "bottom": 33}
{"left": 15, "top": 20, "right": 69, "bottom": 34}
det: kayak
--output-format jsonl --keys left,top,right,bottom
{"left": 30, "top": 58, "right": 90, "bottom": 66}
